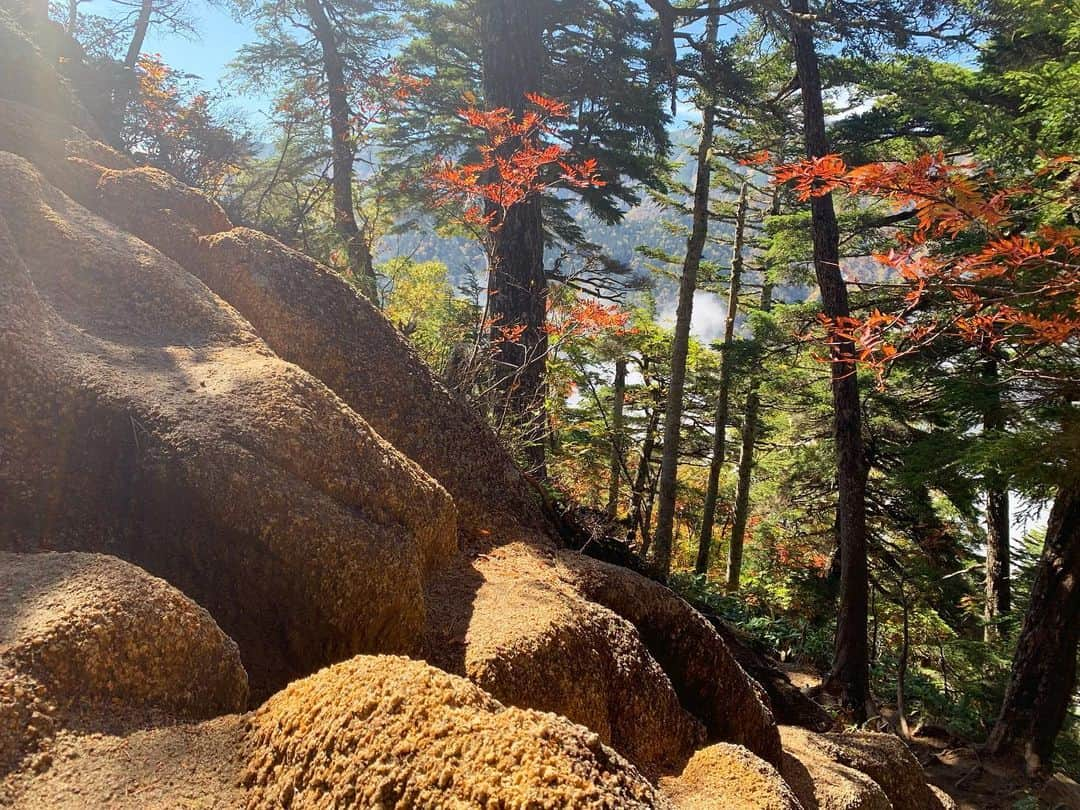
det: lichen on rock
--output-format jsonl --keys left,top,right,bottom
{"left": 659, "top": 743, "right": 803, "bottom": 810}
{"left": 243, "top": 655, "right": 668, "bottom": 809}
{"left": 0, "top": 551, "right": 247, "bottom": 771}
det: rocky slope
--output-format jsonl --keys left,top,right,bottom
{"left": 0, "top": 8, "right": 953, "bottom": 808}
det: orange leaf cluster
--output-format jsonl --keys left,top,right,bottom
{"left": 427, "top": 93, "right": 606, "bottom": 237}
{"left": 546, "top": 299, "right": 633, "bottom": 339}
{"left": 350, "top": 63, "right": 429, "bottom": 137}
{"left": 766, "top": 151, "right": 1080, "bottom": 380}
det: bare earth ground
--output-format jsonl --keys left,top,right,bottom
{"left": 914, "top": 738, "right": 1047, "bottom": 810}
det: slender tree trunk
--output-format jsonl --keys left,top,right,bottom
{"left": 124, "top": 0, "right": 152, "bottom": 68}
{"left": 652, "top": 1, "right": 719, "bottom": 577}
{"left": 632, "top": 399, "right": 661, "bottom": 554}
{"left": 66, "top": 0, "right": 78, "bottom": 34}
{"left": 105, "top": 0, "right": 154, "bottom": 146}
{"left": 896, "top": 576, "right": 912, "bottom": 740}
{"left": 642, "top": 463, "right": 662, "bottom": 558}
{"left": 983, "top": 360, "right": 1011, "bottom": 642}
{"left": 697, "top": 182, "right": 749, "bottom": 575}
{"left": 728, "top": 281, "right": 773, "bottom": 590}
{"left": 304, "top": 0, "right": 377, "bottom": 300}
{"left": 728, "top": 186, "right": 781, "bottom": 589}
{"left": 985, "top": 488, "right": 1011, "bottom": 630}
{"left": 985, "top": 466, "right": 1080, "bottom": 775}
{"left": 606, "top": 357, "right": 628, "bottom": 517}
{"left": 789, "top": 0, "right": 871, "bottom": 720}
{"left": 480, "top": 0, "right": 548, "bottom": 476}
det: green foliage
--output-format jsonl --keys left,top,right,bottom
{"left": 381, "top": 258, "right": 479, "bottom": 371}
{"left": 833, "top": 0, "right": 1080, "bottom": 168}
{"left": 380, "top": 0, "right": 672, "bottom": 234}
{"left": 672, "top": 571, "right": 837, "bottom": 668}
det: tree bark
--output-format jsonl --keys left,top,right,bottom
{"left": 304, "top": 0, "right": 378, "bottom": 301}
{"left": 789, "top": 0, "right": 872, "bottom": 720}
{"left": 632, "top": 398, "right": 661, "bottom": 555}
{"left": 480, "top": 0, "right": 548, "bottom": 476}
{"left": 652, "top": 1, "right": 720, "bottom": 577}
{"left": 606, "top": 357, "right": 628, "bottom": 517}
{"left": 106, "top": 0, "right": 154, "bottom": 146}
{"left": 124, "top": 0, "right": 152, "bottom": 68}
{"left": 985, "top": 468, "right": 1080, "bottom": 775}
{"left": 697, "top": 181, "right": 748, "bottom": 575}
{"left": 983, "top": 359, "right": 1011, "bottom": 642}
{"left": 728, "top": 281, "right": 772, "bottom": 590}
{"left": 728, "top": 185, "right": 780, "bottom": 590}
{"left": 896, "top": 577, "right": 912, "bottom": 740}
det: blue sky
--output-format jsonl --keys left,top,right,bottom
{"left": 136, "top": 2, "right": 246, "bottom": 83}
{"left": 82, "top": 0, "right": 268, "bottom": 113}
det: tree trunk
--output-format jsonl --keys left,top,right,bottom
{"left": 983, "top": 360, "right": 1011, "bottom": 642}
{"left": 632, "top": 399, "right": 661, "bottom": 555}
{"left": 106, "top": 0, "right": 154, "bottom": 146}
{"left": 304, "top": 0, "right": 378, "bottom": 301}
{"left": 789, "top": 0, "right": 872, "bottom": 720}
{"left": 697, "top": 181, "right": 748, "bottom": 575}
{"left": 985, "top": 470, "right": 1080, "bottom": 775}
{"left": 896, "top": 577, "right": 912, "bottom": 740}
{"left": 480, "top": 0, "right": 548, "bottom": 477}
{"left": 606, "top": 357, "right": 628, "bottom": 517}
{"left": 728, "top": 281, "right": 772, "bottom": 590}
{"left": 728, "top": 186, "right": 780, "bottom": 590}
{"left": 652, "top": 1, "right": 719, "bottom": 577}
{"left": 124, "top": 0, "right": 153, "bottom": 68}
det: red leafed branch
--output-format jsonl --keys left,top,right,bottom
{"left": 545, "top": 298, "right": 633, "bottom": 339}
{"left": 427, "top": 93, "right": 606, "bottom": 240}
{"left": 757, "top": 150, "right": 1080, "bottom": 383}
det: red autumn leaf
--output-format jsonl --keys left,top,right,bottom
{"left": 768, "top": 151, "right": 1079, "bottom": 382}
{"left": 426, "top": 93, "right": 607, "bottom": 237}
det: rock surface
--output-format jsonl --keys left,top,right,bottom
{"left": 659, "top": 743, "right": 803, "bottom": 810}
{"left": 817, "top": 731, "right": 947, "bottom": 810}
{"left": 559, "top": 552, "right": 784, "bottom": 767}
{"left": 442, "top": 544, "right": 707, "bottom": 778}
{"left": 0, "top": 146, "right": 457, "bottom": 696}
{"left": 0, "top": 551, "right": 246, "bottom": 772}
{"left": 1, "top": 715, "right": 248, "bottom": 809}
{"left": 780, "top": 726, "right": 891, "bottom": 810}
{"left": 243, "top": 655, "right": 666, "bottom": 809}
{"left": 779, "top": 725, "right": 954, "bottom": 810}
{"left": 0, "top": 10, "right": 101, "bottom": 137}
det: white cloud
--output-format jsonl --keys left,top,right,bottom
{"left": 659, "top": 290, "right": 729, "bottom": 343}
